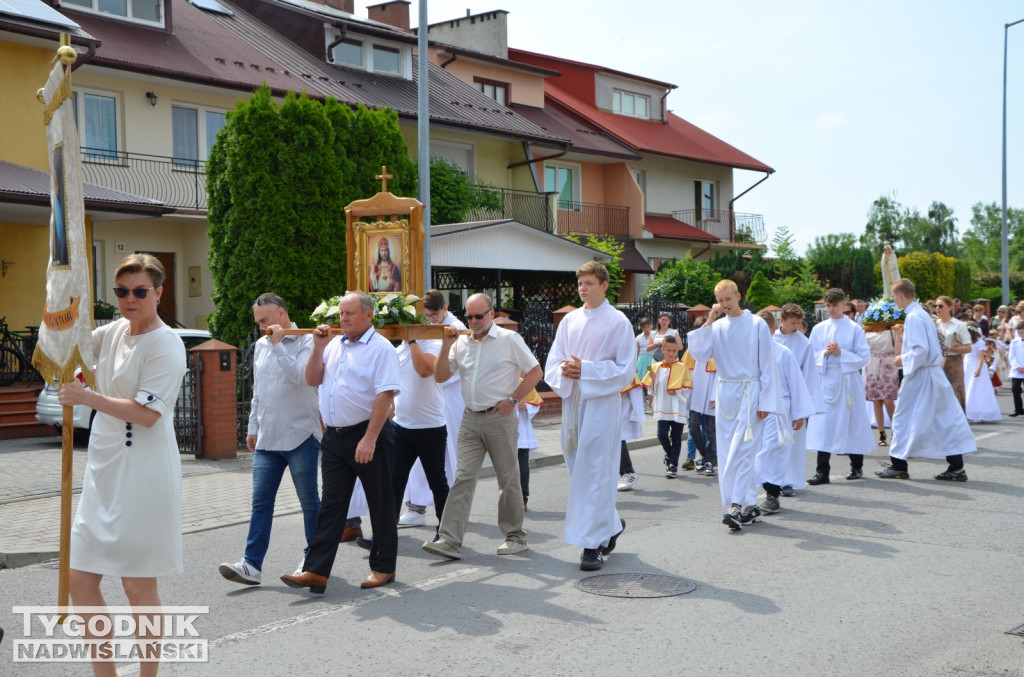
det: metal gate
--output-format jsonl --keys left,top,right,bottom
{"left": 235, "top": 329, "right": 259, "bottom": 448}
{"left": 174, "top": 350, "right": 203, "bottom": 457}
{"left": 519, "top": 302, "right": 556, "bottom": 371}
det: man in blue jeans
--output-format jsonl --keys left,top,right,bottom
{"left": 219, "top": 293, "right": 322, "bottom": 585}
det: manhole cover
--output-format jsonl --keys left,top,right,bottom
{"left": 575, "top": 573, "right": 695, "bottom": 598}
{"left": 1006, "top": 623, "right": 1024, "bottom": 637}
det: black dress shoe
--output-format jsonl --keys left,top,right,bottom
{"left": 355, "top": 537, "right": 373, "bottom": 551}
{"left": 1009, "top": 411, "right": 1023, "bottom": 417}
{"left": 846, "top": 469, "right": 863, "bottom": 480}
{"left": 807, "top": 472, "right": 830, "bottom": 485}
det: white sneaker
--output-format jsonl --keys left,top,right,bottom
{"left": 398, "top": 511, "right": 427, "bottom": 528}
{"left": 219, "top": 560, "right": 261, "bottom": 585}
{"left": 617, "top": 473, "right": 637, "bottom": 491}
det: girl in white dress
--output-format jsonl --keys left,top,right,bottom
{"left": 963, "top": 327, "right": 1001, "bottom": 422}
{"left": 58, "top": 253, "right": 186, "bottom": 677}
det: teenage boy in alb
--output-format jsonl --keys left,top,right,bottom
{"left": 772, "top": 303, "right": 824, "bottom": 496}
{"left": 641, "top": 335, "right": 691, "bottom": 478}
{"left": 806, "top": 288, "right": 875, "bottom": 485}
{"left": 545, "top": 262, "right": 635, "bottom": 571}
{"left": 754, "top": 310, "right": 815, "bottom": 516}
{"left": 877, "top": 278, "right": 977, "bottom": 480}
{"left": 687, "top": 279, "right": 781, "bottom": 531}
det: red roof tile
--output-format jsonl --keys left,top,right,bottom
{"left": 644, "top": 214, "right": 719, "bottom": 242}
{"left": 508, "top": 48, "right": 772, "bottom": 173}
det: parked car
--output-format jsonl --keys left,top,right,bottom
{"left": 36, "top": 328, "right": 211, "bottom": 438}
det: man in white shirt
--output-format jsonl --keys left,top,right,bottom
{"left": 281, "top": 291, "right": 400, "bottom": 593}
{"left": 422, "top": 293, "right": 541, "bottom": 560}
{"left": 219, "top": 293, "right": 322, "bottom": 586}
{"left": 396, "top": 289, "right": 467, "bottom": 527}
{"left": 1008, "top": 325, "right": 1024, "bottom": 416}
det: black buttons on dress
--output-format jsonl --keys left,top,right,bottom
{"left": 126, "top": 432, "right": 132, "bottom": 438}
{"left": 125, "top": 441, "right": 132, "bottom": 447}
{"left": 126, "top": 423, "right": 132, "bottom": 430}
{"left": 147, "top": 395, "right": 154, "bottom": 401}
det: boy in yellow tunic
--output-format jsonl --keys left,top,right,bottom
{"left": 642, "top": 335, "right": 692, "bottom": 478}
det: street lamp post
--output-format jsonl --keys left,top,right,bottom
{"left": 1002, "top": 18, "right": 1024, "bottom": 306}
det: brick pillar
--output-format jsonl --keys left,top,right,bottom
{"left": 493, "top": 314, "right": 519, "bottom": 332}
{"left": 191, "top": 339, "right": 238, "bottom": 461}
{"left": 553, "top": 305, "right": 577, "bottom": 329}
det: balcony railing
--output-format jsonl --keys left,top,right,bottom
{"left": 464, "top": 186, "right": 555, "bottom": 233}
{"left": 555, "top": 200, "right": 630, "bottom": 238}
{"left": 671, "top": 209, "right": 766, "bottom": 243}
{"left": 80, "top": 148, "right": 208, "bottom": 211}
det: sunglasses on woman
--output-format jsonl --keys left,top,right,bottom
{"left": 113, "top": 286, "right": 156, "bottom": 299}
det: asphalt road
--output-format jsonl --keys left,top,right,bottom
{"left": 2, "top": 417, "right": 1023, "bottom": 676}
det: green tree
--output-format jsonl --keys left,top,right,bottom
{"left": 898, "top": 251, "right": 955, "bottom": 302}
{"left": 775, "top": 259, "right": 827, "bottom": 312}
{"left": 961, "top": 201, "right": 1024, "bottom": 274}
{"left": 806, "top": 232, "right": 877, "bottom": 299}
{"left": 643, "top": 252, "right": 720, "bottom": 307}
{"left": 769, "top": 225, "right": 798, "bottom": 277}
{"left": 901, "top": 201, "right": 960, "bottom": 257}
{"left": 207, "top": 89, "right": 416, "bottom": 346}
{"left": 745, "top": 270, "right": 778, "bottom": 310}
{"left": 861, "top": 192, "right": 905, "bottom": 252}
{"left": 564, "top": 234, "right": 626, "bottom": 302}
{"left": 429, "top": 156, "right": 502, "bottom": 225}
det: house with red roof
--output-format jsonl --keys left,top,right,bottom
{"left": 409, "top": 6, "right": 774, "bottom": 301}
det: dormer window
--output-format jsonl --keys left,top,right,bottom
{"left": 61, "top": 0, "right": 164, "bottom": 27}
{"left": 474, "top": 78, "right": 508, "bottom": 106}
{"left": 327, "top": 31, "right": 410, "bottom": 78}
{"left": 612, "top": 89, "right": 649, "bottom": 119}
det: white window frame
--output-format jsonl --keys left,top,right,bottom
{"left": 171, "top": 104, "right": 228, "bottom": 169}
{"left": 60, "top": 0, "right": 165, "bottom": 27}
{"left": 431, "top": 139, "right": 475, "bottom": 177}
{"left": 72, "top": 88, "right": 122, "bottom": 163}
{"left": 544, "top": 161, "right": 581, "bottom": 211}
{"left": 332, "top": 37, "right": 364, "bottom": 68}
{"left": 326, "top": 30, "right": 410, "bottom": 78}
{"left": 612, "top": 88, "right": 650, "bottom": 119}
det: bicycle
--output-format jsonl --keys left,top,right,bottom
{"left": 0, "top": 316, "right": 42, "bottom": 387}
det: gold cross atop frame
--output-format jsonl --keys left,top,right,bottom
{"left": 376, "top": 166, "right": 394, "bottom": 193}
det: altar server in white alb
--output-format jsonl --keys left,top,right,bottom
{"left": 687, "top": 279, "right": 782, "bottom": 531}
{"left": 963, "top": 324, "right": 1001, "bottom": 423}
{"left": 773, "top": 303, "right": 825, "bottom": 496}
{"left": 877, "top": 278, "right": 977, "bottom": 481}
{"left": 754, "top": 310, "right": 815, "bottom": 516}
{"left": 806, "top": 288, "right": 876, "bottom": 485}
{"left": 545, "top": 262, "right": 635, "bottom": 571}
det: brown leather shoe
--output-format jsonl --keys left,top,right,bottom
{"left": 280, "top": 571, "right": 327, "bottom": 594}
{"left": 340, "top": 525, "right": 363, "bottom": 543}
{"left": 360, "top": 571, "right": 395, "bottom": 589}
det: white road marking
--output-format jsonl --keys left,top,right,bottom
{"left": 975, "top": 431, "right": 1006, "bottom": 442}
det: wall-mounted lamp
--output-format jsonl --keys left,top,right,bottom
{"left": 145, "top": 91, "right": 158, "bottom": 107}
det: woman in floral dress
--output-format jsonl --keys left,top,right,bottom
{"left": 864, "top": 327, "right": 901, "bottom": 445}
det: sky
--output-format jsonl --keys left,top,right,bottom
{"left": 355, "top": 1, "right": 1024, "bottom": 258}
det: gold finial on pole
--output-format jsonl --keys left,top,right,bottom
{"left": 375, "top": 166, "right": 393, "bottom": 193}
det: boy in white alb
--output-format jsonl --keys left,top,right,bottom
{"left": 687, "top": 279, "right": 782, "bottom": 530}
{"left": 806, "top": 288, "right": 875, "bottom": 485}
{"left": 545, "top": 262, "right": 635, "bottom": 571}
{"left": 642, "top": 335, "right": 691, "bottom": 478}
{"left": 754, "top": 310, "right": 815, "bottom": 515}
{"left": 516, "top": 383, "right": 543, "bottom": 509}
{"left": 772, "top": 303, "right": 824, "bottom": 496}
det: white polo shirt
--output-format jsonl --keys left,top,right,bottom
{"left": 319, "top": 328, "right": 400, "bottom": 428}
{"left": 394, "top": 340, "right": 445, "bottom": 429}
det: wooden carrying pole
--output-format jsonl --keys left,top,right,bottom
{"left": 58, "top": 404, "right": 72, "bottom": 620}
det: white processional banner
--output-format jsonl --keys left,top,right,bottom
{"left": 33, "top": 54, "right": 94, "bottom": 387}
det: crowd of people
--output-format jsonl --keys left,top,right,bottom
{"left": 57, "top": 250, "right": 1022, "bottom": 675}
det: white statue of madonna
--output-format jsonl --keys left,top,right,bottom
{"left": 881, "top": 242, "right": 901, "bottom": 296}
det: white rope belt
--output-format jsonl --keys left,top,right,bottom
{"left": 822, "top": 369, "right": 853, "bottom": 409}
{"left": 717, "top": 376, "right": 758, "bottom": 443}
{"left": 564, "top": 384, "right": 581, "bottom": 456}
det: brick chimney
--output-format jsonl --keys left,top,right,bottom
{"left": 367, "top": 1, "right": 410, "bottom": 31}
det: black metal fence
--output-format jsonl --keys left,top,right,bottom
{"left": 466, "top": 186, "right": 554, "bottom": 233}
{"left": 617, "top": 295, "right": 690, "bottom": 347}
{"left": 173, "top": 351, "right": 203, "bottom": 456}
{"left": 555, "top": 202, "right": 630, "bottom": 237}
{"left": 80, "top": 148, "right": 208, "bottom": 211}
{"left": 671, "top": 209, "right": 767, "bottom": 244}
{"left": 235, "top": 329, "right": 260, "bottom": 448}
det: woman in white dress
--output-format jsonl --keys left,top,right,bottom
{"left": 963, "top": 325, "right": 1001, "bottom": 422}
{"left": 58, "top": 253, "right": 186, "bottom": 677}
